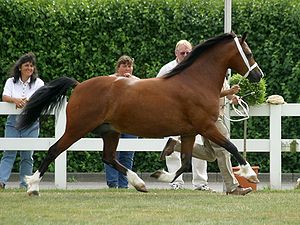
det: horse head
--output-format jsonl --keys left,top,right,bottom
{"left": 231, "top": 32, "right": 264, "bottom": 83}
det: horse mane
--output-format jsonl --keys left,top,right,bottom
{"left": 163, "top": 32, "right": 236, "bottom": 78}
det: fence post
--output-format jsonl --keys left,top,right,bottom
{"left": 269, "top": 104, "right": 282, "bottom": 189}
{"left": 54, "top": 98, "right": 67, "bottom": 189}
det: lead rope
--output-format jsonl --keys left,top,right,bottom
{"left": 223, "top": 92, "right": 255, "bottom": 122}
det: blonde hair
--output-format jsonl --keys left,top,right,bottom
{"left": 175, "top": 40, "right": 192, "bottom": 51}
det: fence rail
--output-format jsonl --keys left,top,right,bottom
{"left": 0, "top": 102, "right": 299, "bottom": 190}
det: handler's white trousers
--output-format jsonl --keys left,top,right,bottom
{"left": 165, "top": 136, "right": 208, "bottom": 188}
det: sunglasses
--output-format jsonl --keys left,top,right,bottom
{"left": 179, "top": 51, "right": 190, "bottom": 56}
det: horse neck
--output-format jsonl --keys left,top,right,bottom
{"left": 184, "top": 40, "right": 237, "bottom": 93}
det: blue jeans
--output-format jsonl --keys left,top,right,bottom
{"left": 104, "top": 134, "right": 136, "bottom": 188}
{"left": 0, "top": 115, "right": 39, "bottom": 188}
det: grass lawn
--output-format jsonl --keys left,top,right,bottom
{"left": 1, "top": 188, "right": 299, "bottom": 225}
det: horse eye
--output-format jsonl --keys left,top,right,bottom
{"left": 246, "top": 52, "right": 253, "bottom": 59}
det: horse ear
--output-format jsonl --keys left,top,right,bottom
{"left": 241, "top": 32, "right": 248, "bottom": 43}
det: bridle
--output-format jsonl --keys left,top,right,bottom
{"left": 233, "top": 36, "right": 264, "bottom": 79}
{"left": 222, "top": 37, "right": 265, "bottom": 122}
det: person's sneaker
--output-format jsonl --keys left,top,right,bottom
{"left": 0, "top": 182, "right": 5, "bottom": 190}
{"left": 194, "top": 184, "right": 216, "bottom": 192}
{"left": 160, "top": 138, "right": 177, "bottom": 160}
{"left": 170, "top": 183, "right": 183, "bottom": 190}
{"left": 226, "top": 186, "right": 252, "bottom": 196}
{"left": 295, "top": 178, "right": 300, "bottom": 189}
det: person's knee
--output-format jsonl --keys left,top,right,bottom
{"left": 20, "top": 151, "right": 33, "bottom": 160}
{"left": 215, "top": 148, "right": 230, "bottom": 158}
{"left": 193, "top": 143, "right": 216, "bottom": 161}
{"left": 205, "top": 156, "right": 216, "bottom": 162}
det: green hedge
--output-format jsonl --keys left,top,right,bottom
{"left": 0, "top": 0, "right": 299, "bottom": 173}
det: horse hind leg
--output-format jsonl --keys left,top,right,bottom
{"left": 102, "top": 131, "right": 148, "bottom": 192}
{"left": 26, "top": 142, "right": 60, "bottom": 196}
{"left": 26, "top": 135, "right": 80, "bottom": 196}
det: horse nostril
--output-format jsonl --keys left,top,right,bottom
{"left": 248, "top": 71, "right": 262, "bottom": 83}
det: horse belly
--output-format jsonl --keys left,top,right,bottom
{"left": 110, "top": 104, "right": 195, "bottom": 138}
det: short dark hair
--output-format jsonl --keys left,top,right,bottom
{"left": 115, "top": 55, "right": 134, "bottom": 72}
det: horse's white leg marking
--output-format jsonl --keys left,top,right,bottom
{"left": 25, "top": 170, "right": 42, "bottom": 196}
{"left": 155, "top": 170, "right": 176, "bottom": 183}
{"left": 127, "top": 170, "right": 147, "bottom": 192}
{"left": 234, "top": 162, "right": 260, "bottom": 183}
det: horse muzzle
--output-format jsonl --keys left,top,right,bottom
{"left": 247, "top": 67, "right": 264, "bottom": 83}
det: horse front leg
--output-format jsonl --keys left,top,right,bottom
{"left": 151, "top": 135, "right": 195, "bottom": 183}
{"left": 102, "top": 131, "right": 147, "bottom": 192}
{"left": 206, "top": 126, "right": 259, "bottom": 184}
{"left": 223, "top": 140, "right": 259, "bottom": 183}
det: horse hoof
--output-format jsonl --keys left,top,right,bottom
{"left": 247, "top": 175, "right": 260, "bottom": 184}
{"left": 150, "top": 170, "right": 162, "bottom": 179}
{"left": 28, "top": 190, "right": 40, "bottom": 197}
{"left": 135, "top": 184, "right": 148, "bottom": 193}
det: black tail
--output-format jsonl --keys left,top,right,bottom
{"left": 17, "top": 76, "right": 78, "bottom": 130}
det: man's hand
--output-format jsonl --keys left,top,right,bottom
{"left": 230, "top": 95, "right": 240, "bottom": 105}
{"left": 220, "top": 84, "right": 241, "bottom": 98}
{"left": 228, "top": 84, "right": 240, "bottom": 95}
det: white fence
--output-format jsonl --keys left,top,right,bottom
{"left": 0, "top": 102, "right": 299, "bottom": 190}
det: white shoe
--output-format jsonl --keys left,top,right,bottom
{"left": 170, "top": 183, "right": 183, "bottom": 190}
{"left": 296, "top": 178, "right": 300, "bottom": 189}
{"left": 194, "top": 184, "right": 216, "bottom": 192}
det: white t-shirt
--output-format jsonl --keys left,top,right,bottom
{"left": 156, "top": 60, "right": 178, "bottom": 77}
{"left": 2, "top": 77, "right": 44, "bottom": 100}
